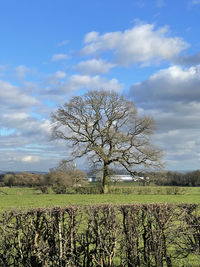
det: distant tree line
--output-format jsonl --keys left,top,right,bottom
{"left": 1, "top": 161, "right": 88, "bottom": 193}
{"left": 150, "top": 170, "right": 200, "bottom": 186}
{"left": 1, "top": 167, "right": 200, "bottom": 190}
{"left": 2, "top": 172, "right": 44, "bottom": 187}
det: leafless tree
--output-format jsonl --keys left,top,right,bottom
{"left": 51, "top": 159, "right": 88, "bottom": 186}
{"left": 51, "top": 90, "right": 163, "bottom": 193}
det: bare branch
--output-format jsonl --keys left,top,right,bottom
{"left": 51, "top": 90, "right": 163, "bottom": 192}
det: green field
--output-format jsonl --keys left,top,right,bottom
{"left": 0, "top": 186, "right": 200, "bottom": 211}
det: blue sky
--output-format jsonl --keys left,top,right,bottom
{"left": 0, "top": 0, "right": 200, "bottom": 171}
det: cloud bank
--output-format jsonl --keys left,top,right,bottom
{"left": 129, "top": 65, "right": 200, "bottom": 170}
{"left": 81, "top": 24, "right": 188, "bottom": 66}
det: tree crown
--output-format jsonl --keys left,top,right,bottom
{"left": 51, "top": 90, "right": 163, "bottom": 175}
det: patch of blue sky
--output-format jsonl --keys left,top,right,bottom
{"left": 0, "top": 148, "right": 19, "bottom": 151}
{"left": 0, "top": 147, "right": 41, "bottom": 153}
{"left": 0, "top": 127, "right": 16, "bottom": 136}
{"left": 25, "top": 144, "right": 51, "bottom": 149}
{"left": 26, "top": 144, "right": 41, "bottom": 148}
{"left": 43, "top": 100, "right": 57, "bottom": 108}
{"left": 106, "top": 65, "right": 166, "bottom": 90}
{"left": 30, "top": 112, "right": 43, "bottom": 120}
{"left": 21, "top": 145, "right": 51, "bottom": 152}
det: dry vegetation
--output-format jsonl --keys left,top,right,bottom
{"left": 0, "top": 204, "right": 200, "bottom": 266}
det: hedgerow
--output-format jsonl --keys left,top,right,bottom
{"left": 0, "top": 204, "right": 199, "bottom": 266}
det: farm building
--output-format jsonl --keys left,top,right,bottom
{"left": 88, "top": 174, "right": 146, "bottom": 183}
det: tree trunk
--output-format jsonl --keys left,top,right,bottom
{"left": 103, "top": 162, "right": 109, "bottom": 194}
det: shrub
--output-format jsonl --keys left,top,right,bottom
{"left": 52, "top": 184, "right": 67, "bottom": 194}
{"left": 39, "top": 186, "right": 49, "bottom": 194}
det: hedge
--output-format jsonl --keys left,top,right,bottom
{"left": 0, "top": 204, "right": 200, "bottom": 266}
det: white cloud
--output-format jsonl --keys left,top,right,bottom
{"left": 45, "top": 74, "right": 124, "bottom": 95}
{"left": 55, "top": 71, "right": 67, "bottom": 79}
{"left": 0, "top": 109, "right": 57, "bottom": 171}
{"left": 21, "top": 155, "right": 40, "bottom": 162}
{"left": 66, "top": 74, "right": 123, "bottom": 92}
{"left": 0, "top": 65, "right": 7, "bottom": 77}
{"left": 14, "top": 65, "right": 30, "bottom": 79}
{"left": 51, "top": 54, "right": 68, "bottom": 61}
{"left": 130, "top": 65, "right": 200, "bottom": 104}
{"left": 129, "top": 65, "right": 200, "bottom": 170}
{"left": 74, "top": 59, "right": 116, "bottom": 75}
{"left": 0, "top": 80, "right": 39, "bottom": 109}
{"left": 84, "top": 31, "right": 99, "bottom": 43}
{"left": 81, "top": 24, "right": 188, "bottom": 66}
{"left": 152, "top": 128, "right": 200, "bottom": 170}
{"left": 44, "top": 71, "right": 67, "bottom": 87}
{"left": 67, "top": 75, "right": 123, "bottom": 91}
{"left": 1, "top": 113, "right": 51, "bottom": 138}
{"left": 175, "top": 52, "right": 200, "bottom": 66}
{"left": 3, "top": 113, "right": 29, "bottom": 120}
{"left": 0, "top": 65, "right": 7, "bottom": 72}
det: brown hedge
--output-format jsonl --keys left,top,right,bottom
{"left": 0, "top": 204, "right": 200, "bottom": 266}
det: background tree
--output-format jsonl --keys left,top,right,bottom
{"left": 44, "top": 170, "right": 72, "bottom": 194}
{"left": 51, "top": 90, "right": 163, "bottom": 193}
{"left": 3, "top": 172, "right": 45, "bottom": 187}
{"left": 51, "top": 160, "right": 87, "bottom": 186}
{"left": 3, "top": 173, "right": 16, "bottom": 187}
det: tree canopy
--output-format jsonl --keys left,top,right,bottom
{"left": 51, "top": 90, "right": 163, "bottom": 193}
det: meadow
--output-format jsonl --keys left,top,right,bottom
{"left": 0, "top": 185, "right": 200, "bottom": 211}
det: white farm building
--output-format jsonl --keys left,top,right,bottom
{"left": 88, "top": 174, "right": 145, "bottom": 183}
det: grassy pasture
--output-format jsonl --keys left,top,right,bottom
{"left": 0, "top": 186, "right": 200, "bottom": 211}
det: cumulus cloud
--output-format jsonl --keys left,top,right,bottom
{"left": 74, "top": 59, "right": 116, "bottom": 75}
{"left": 1, "top": 113, "right": 51, "bottom": 139}
{"left": 130, "top": 65, "right": 200, "bottom": 105}
{"left": 153, "top": 128, "right": 200, "bottom": 170}
{"left": 51, "top": 54, "right": 68, "bottom": 61}
{"left": 67, "top": 75, "right": 123, "bottom": 91}
{"left": 81, "top": 24, "right": 188, "bottom": 66}
{"left": 0, "top": 65, "right": 7, "bottom": 77}
{"left": 0, "top": 78, "right": 48, "bottom": 167}
{"left": 0, "top": 108, "right": 60, "bottom": 171}
{"left": 21, "top": 155, "right": 40, "bottom": 162}
{"left": 14, "top": 65, "right": 31, "bottom": 79}
{"left": 54, "top": 71, "right": 67, "bottom": 79}
{"left": 175, "top": 52, "right": 200, "bottom": 66}
{"left": 45, "top": 74, "right": 124, "bottom": 95}
{"left": 0, "top": 80, "right": 39, "bottom": 110}
{"left": 43, "top": 71, "right": 67, "bottom": 88}
{"left": 129, "top": 65, "right": 200, "bottom": 170}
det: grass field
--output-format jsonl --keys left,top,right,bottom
{"left": 0, "top": 186, "right": 200, "bottom": 211}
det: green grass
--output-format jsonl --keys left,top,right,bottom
{"left": 0, "top": 186, "right": 200, "bottom": 211}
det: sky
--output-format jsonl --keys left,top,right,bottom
{"left": 0, "top": 0, "right": 200, "bottom": 172}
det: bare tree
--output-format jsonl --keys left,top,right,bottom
{"left": 51, "top": 159, "right": 88, "bottom": 186}
{"left": 51, "top": 90, "right": 163, "bottom": 193}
